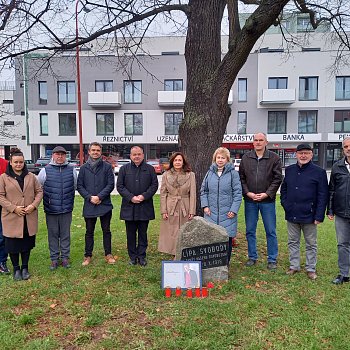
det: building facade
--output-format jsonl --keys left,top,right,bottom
{"left": 10, "top": 15, "right": 350, "bottom": 167}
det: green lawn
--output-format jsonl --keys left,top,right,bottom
{"left": 0, "top": 195, "right": 347, "bottom": 350}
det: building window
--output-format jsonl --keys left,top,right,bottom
{"left": 95, "top": 80, "right": 113, "bottom": 92}
{"left": 334, "top": 110, "right": 350, "bottom": 133}
{"left": 237, "top": 111, "right": 247, "bottom": 134}
{"left": 59, "top": 113, "right": 76, "bottom": 136}
{"left": 39, "top": 81, "right": 47, "bottom": 105}
{"left": 164, "top": 79, "right": 183, "bottom": 91}
{"left": 40, "top": 113, "right": 48, "bottom": 136}
{"left": 299, "top": 77, "right": 318, "bottom": 101}
{"left": 124, "top": 80, "right": 142, "bottom": 103}
{"left": 298, "top": 110, "right": 317, "bottom": 133}
{"left": 297, "top": 17, "right": 313, "bottom": 32}
{"left": 57, "top": 81, "right": 76, "bottom": 104}
{"left": 3, "top": 121, "right": 14, "bottom": 126}
{"left": 335, "top": 76, "right": 350, "bottom": 100}
{"left": 268, "top": 111, "right": 287, "bottom": 134}
{"left": 268, "top": 77, "right": 288, "bottom": 89}
{"left": 164, "top": 113, "right": 183, "bottom": 135}
{"left": 238, "top": 78, "right": 247, "bottom": 102}
{"left": 124, "top": 113, "right": 143, "bottom": 135}
{"left": 96, "top": 113, "right": 114, "bottom": 135}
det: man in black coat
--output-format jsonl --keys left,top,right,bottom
{"left": 281, "top": 143, "right": 328, "bottom": 280}
{"left": 117, "top": 146, "right": 158, "bottom": 266}
{"left": 77, "top": 142, "right": 115, "bottom": 266}
{"left": 328, "top": 137, "right": 350, "bottom": 284}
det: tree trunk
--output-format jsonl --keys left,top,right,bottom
{"left": 180, "top": 0, "right": 229, "bottom": 215}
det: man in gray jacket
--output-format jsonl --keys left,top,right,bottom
{"left": 239, "top": 132, "right": 283, "bottom": 270}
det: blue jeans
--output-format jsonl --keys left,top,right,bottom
{"left": 244, "top": 201, "right": 278, "bottom": 263}
{"left": 0, "top": 214, "right": 7, "bottom": 263}
{"left": 335, "top": 215, "right": 350, "bottom": 277}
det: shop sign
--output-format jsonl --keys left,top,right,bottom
{"left": 328, "top": 133, "right": 350, "bottom": 141}
{"left": 102, "top": 136, "right": 134, "bottom": 143}
{"left": 156, "top": 135, "right": 179, "bottom": 142}
{"left": 223, "top": 134, "right": 254, "bottom": 142}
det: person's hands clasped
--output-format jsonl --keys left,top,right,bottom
{"left": 162, "top": 213, "right": 169, "bottom": 220}
{"left": 131, "top": 195, "right": 144, "bottom": 204}
{"left": 90, "top": 195, "right": 101, "bottom": 205}
{"left": 24, "top": 204, "right": 35, "bottom": 214}
{"left": 14, "top": 206, "right": 26, "bottom": 216}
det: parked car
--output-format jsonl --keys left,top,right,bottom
{"left": 233, "top": 159, "right": 241, "bottom": 171}
{"left": 25, "top": 160, "right": 40, "bottom": 175}
{"left": 147, "top": 159, "right": 163, "bottom": 174}
{"left": 69, "top": 159, "right": 80, "bottom": 171}
{"left": 114, "top": 159, "right": 131, "bottom": 175}
{"left": 159, "top": 157, "right": 170, "bottom": 172}
{"left": 34, "top": 157, "right": 51, "bottom": 171}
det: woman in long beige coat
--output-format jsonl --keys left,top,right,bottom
{"left": 0, "top": 148, "right": 43, "bottom": 281}
{"left": 158, "top": 152, "right": 196, "bottom": 256}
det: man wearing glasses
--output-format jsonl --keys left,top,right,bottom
{"left": 281, "top": 144, "right": 328, "bottom": 280}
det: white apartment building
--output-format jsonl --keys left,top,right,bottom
{"left": 9, "top": 13, "right": 350, "bottom": 167}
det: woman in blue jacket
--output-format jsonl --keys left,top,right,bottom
{"left": 200, "top": 147, "right": 242, "bottom": 265}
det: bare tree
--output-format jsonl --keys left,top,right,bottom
{"left": 1, "top": 0, "right": 350, "bottom": 211}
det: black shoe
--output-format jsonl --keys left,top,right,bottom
{"left": 13, "top": 269, "right": 22, "bottom": 281}
{"left": 21, "top": 268, "right": 30, "bottom": 280}
{"left": 0, "top": 261, "right": 10, "bottom": 275}
{"left": 267, "top": 262, "right": 277, "bottom": 270}
{"left": 129, "top": 259, "right": 137, "bottom": 266}
{"left": 245, "top": 259, "right": 257, "bottom": 267}
{"left": 139, "top": 258, "right": 147, "bottom": 267}
{"left": 332, "top": 275, "right": 350, "bottom": 285}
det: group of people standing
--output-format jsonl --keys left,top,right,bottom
{"left": 159, "top": 132, "right": 350, "bottom": 285}
{"left": 0, "top": 143, "right": 158, "bottom": 280}
{"left": 0, "top": 134, "right": 350, "bottom": 285}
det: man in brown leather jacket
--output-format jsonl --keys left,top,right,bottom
{"left": 239, "top": 132, "right": 282, "bottom": 270}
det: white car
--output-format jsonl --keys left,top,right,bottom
{"left": 233, "top": 159, "right": 241, "bottom": 171}
{"left": 114, "top": 159, "right": 131, "bottom": 174}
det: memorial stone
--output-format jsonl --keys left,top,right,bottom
{"left": 175, "top": 216, "right": 229, "bottom": 283}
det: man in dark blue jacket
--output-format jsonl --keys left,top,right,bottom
{"left": 77, "top": 142, "right": 115, "bottom": 266}
{"left": 281, "top": 143, "right": 328, "bottom": 280}
{"left": 117, "top": 146, "right": 158, "bottom": 266}
{"left": 38, "top": 146, "right": 77, "bottom": 270}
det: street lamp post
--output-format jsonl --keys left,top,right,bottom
{"left": 75, "top": 0, "right": 84, "bottom": 166}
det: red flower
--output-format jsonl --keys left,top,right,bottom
{"left": 207, "top": 282, "right": 214, "bottom": 289}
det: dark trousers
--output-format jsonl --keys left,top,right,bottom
{"left": 125, "top": 220, "right": 149, "bottom": 261}
{"left": 84, "top": 211, "right": 112, "bottom": 257}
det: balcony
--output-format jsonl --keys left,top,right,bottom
{"left": 88, "top": 92, "right": 121, "bottom": 108}
{"left": 158, "top": 91, "right": 186, "bottom": 106}
{"left": 260, "top": 89, "right": 296, "bottom": 105}
{"left": 158, "top": 90, "right": 233, "bottom": 106}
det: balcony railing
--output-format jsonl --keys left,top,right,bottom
{"left": 88, "top": 92, "right": 121, "bottom": 107}
{"left": 260, "top": 89, "right": 296, "bottom": 105}
{"left": 158, "top": 90, "right": 233, "bottom": 106}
